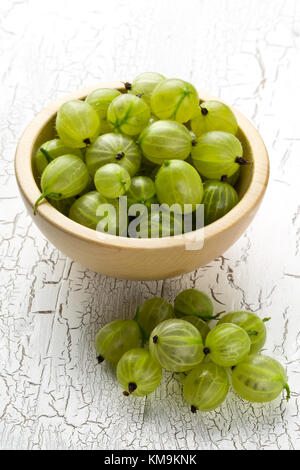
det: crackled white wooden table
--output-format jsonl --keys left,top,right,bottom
{"left": 0, "top": 0, "right": 299, "bottom": 450}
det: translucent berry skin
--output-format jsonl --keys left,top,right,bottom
{"left": 183, "top": 316, "right": 210, "bottom": 342}
{"left": 116, "top": 348, "right": 162, "bottom": 397}
{"left": 202, "top": 180, "right": 239, "bottom": 225}
{"left": 174, "top": 289, "right": 214, "bottom": 321}
{"left": 40, "top": 155, "right": 89, "bottom": 197}
{"left": 138, "top": 208, "right": 184, "bottom": 238}
{"left": 183, "top": 362, "right": 229, "bottom": 412}
{"left": 150, "top": 78, "right": 199, "bottom": 123}
{"left": 218, "top": 311, "right": 268, "bottom": 354}
{"left": 107, "top": 94, "right": 150, "bottom": 136}
{"left": 155, "top": 160, "right": 203, "bottom": 214}
{"left": 191, "top": 131, "right": 244, "bottom": 179}
{"left": 138, "top": 120, "right": 192, "bottom": 165}
{"left": 94, "top": 163, "right": 131, "bottom": 199}
{"left": 85, "top": 88, "right": 121, "bottom": 120}
{"left": 232, "top": 354, "right": 290, "bottom": 403}
{"left": 126, "top": 176, "right": 156, "bottom": 208}
{"left": 56, "top": 100, "right": 101, "bottom": 148}
{"left": 149, "top": 319, "right": 204, "bottom": 372}
{"left": 204, "top": 323, "right": 251, "bottom": 367}
{"left": 34, "top": 138, "right": 83, "bottom": 176}
{"left": 128, "top": 72, "right": 165, "bottom": 105}
{"left": 191, "top": 100, "right": 238, "bottom": 137}
{"left": 136, "top": 298, "right": 174, "bottom": 339}
{"left": 95, "top": 320, "right": 142, "bottom": 366}
{"left": 85, "top": 133, "right": 141, "bottom": 178}
{"left": 34, "top": 155, "right": 89, "bottom": 214}
{"left": 69, "top": 191, "right": 108, "bottom": 230}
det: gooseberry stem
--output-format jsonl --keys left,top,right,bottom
{"left": 34, "top": 192, "right": 62, "bottom": 215}
{"left": 83, "top": 138, "right": 91, "bottom": 146}
{"left": 33, "top": 192, "right": 47, "bottom": 215}
{"left": 263, "top": 317, "right": 271, "bottom": 322}
{"left": 200, "top": 310, "right": 225, "bottom": 321}
{"left": 284, "top": 383, "right": 291, "bottom": 401}
{"left": 247, "top": 331, "right": 258, "bottom": 337}
{"left": 40, "top": 147, "right": 52, "bottom": 163}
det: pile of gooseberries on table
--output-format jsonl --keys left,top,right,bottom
{"left": 33, "top": 72, "right": 250, "bottom": 236}
{"left": 95, "top": 288, "right": 290, "bottom": 413}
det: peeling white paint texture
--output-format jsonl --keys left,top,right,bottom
{"left": 0, "top": 0, "right": 299, "bottom": 450}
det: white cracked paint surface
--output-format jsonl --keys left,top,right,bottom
{"left": 0, "top": 0, "right": 299, "bottom": 450}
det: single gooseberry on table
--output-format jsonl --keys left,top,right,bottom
{"left": 117, "top": 348, "right": 162, "bottom": 397}
{"left": 95, "top": 320, "right": 142, "bottom": 366}
{"left": 232, "top": 354, "right": 290, "bottom": 403}
{"left": 149, "top": 319, "right": 204, "bottom": 372}
{"left": 204, "top": 323, "right": 251, "bottom": 367}
{"left": 183, "top": 362, "right": 229, "bottom": 413}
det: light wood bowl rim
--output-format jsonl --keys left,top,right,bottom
{"left": 15, "top": 81, "right": 269, "bottom": 250}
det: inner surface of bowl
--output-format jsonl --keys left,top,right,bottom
{"left": 15, "top": 83, "right": 269, "bottom": 280}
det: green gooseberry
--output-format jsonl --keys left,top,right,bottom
{"left": 56, "top": 100, "right": 101, "bottom": 148}
{"left": 202, "top": 180, "right": 239, "bottom": 225}
{"left": 33, "top": 154, "right": 89, "bottom": 214}
{"left": 107, "top": 94, "right": 150, "bottom": 136}
{"left": 191, "top": 131, "right": 250, "bottom": 179}
{"left": 34, "top": 138, "right": 83, "bottom": 176}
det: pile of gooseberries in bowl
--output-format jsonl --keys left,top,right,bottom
{"left": 15, "top": 73, "right": 269, "bottom": 280}
{"left": 95, "top": 288, "right": 290, "bottom": 412}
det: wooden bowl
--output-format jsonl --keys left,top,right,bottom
{"left": 15, "top": 82, "right": 269, "bottom": 280}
